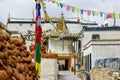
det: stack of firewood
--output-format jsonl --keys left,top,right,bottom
{"left": 0, "top": 29, "right": 38, "bottom": 80}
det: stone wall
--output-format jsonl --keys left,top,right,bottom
{"left": 90, "top": 67, "right": 120, "bottom": 80}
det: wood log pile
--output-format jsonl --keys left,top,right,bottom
{"left": 0, "top": 29, "right": 38, "bottom": 80}
{"left": 90, "top": 67, "right": 120, "bottom": 80}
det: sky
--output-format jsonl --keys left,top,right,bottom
{"left": 0, "top": 0, "right": 120, "bottom": 26}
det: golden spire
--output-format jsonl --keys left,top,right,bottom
{"left": 56, "top": 13, "right": 67, "bottom": 33}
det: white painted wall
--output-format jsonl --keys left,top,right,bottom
{"left": 48, "top": 39, "right": 74, "bottom": 55}
{"left": 7, "top": 21, "right": 97, "bottom": 36}
{"left": 7, "top": 23, "right": 35, "bottom": 34}
{"left": 7, "top": 23, "right": 83, "bottom": 36}
{"left": 92, "top": 45, "right": 120, "bottom": 68}
{"left": 82, "top": 31, "right": 120, "bottom": 48}
{"left": 84, "top": 40, "right": 120, "bottom": 68}
{"left": 7, "top": 23, "right": 56, "bottom": 33}
{"left": 66, "top": 24, "right": 82, "bottom": 34}
{"left": 84, "top": 46, "right": 92, "bottom": 56}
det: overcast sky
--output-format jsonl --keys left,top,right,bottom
{"left": 0, "top": 0, "right": 120, "bottom": 26}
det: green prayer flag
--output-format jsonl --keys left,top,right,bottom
{"left": 35, "top": 44, "right": 41, "bottom": 62}
{"left": 92, "top": 11, "right": 95, "bottom": 16}
{"left": 52, "top": 0, "right": 56, "bottom": 3}
{"left": 72, "top": 7, "right": 75, "bottom": 12}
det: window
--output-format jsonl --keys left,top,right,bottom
{"left": 85, "top": 54, "right": 92, "bottom": 71}
{"left": 92, "top": 34, "right": 100, "bottom": 39}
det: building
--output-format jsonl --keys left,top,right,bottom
{"left": 6, "top": 15, "right": 98, "bottom": 71}
{"left": 43, "top": 17, "right": 80, "bottom": 71}
{"left": 7, "top": 20, "right": 35, "bottom": 51}
{"left": 42, "top": 16, "right": 98, "bottom": 71}
{"left": 80, "top": 26, "right": 120, "bottom": 71}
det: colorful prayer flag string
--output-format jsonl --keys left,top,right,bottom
{"left": 47, "top": 0, "right": 120, "bottom": 19}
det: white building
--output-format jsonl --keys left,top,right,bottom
{"left": 6, "top": 16, "right": 98, "bottom": 71}
{"left": 7, "top": 20, "right": 36, "bottom": 51}
{"left": 81, "top": 27, "right": 120, "bottom": 71}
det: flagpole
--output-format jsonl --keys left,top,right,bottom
{"left": 35, "top": 0, "right": 42, "bottom": 77}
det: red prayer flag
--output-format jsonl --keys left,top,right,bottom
{"left": 66, "top": 5, "right": 71, "bottom": 11}
{"left": 107, "top": 13, "right": 112, "bottom": 18}
{"left": 87, "top": 10, "right": 91, "bottom": 16}
{"left": 48, "top": 0, "right": 52, "bottom": 2}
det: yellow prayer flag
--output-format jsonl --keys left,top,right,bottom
{"left": 115, "top": 13, "right": 119, "bottom": 19}
{"left": 42, "top": 3, "right": 46, "bottom": 8}
{"left": 35, "top": 62, "right": 41, "bottom": 76}
{"left": 56, "top": 2, "right": 60, "bottom": 7}
{"left": 95, "top": 11, "right": 99, "bottom": 16}
{"left": 75, "top": 8, "right": 80, "bottom": 13}
{"left": 37, "top": 0, "right": 40, "bottom": 4}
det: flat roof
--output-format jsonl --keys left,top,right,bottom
{"left": 8, "top": 21, "right": 35, "bottom": 24}
{"left": 8, "top": 21, "right": 98, "bottom": 25}
{"left": 84, "top": 26, "right": 120, "bottom": 31}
